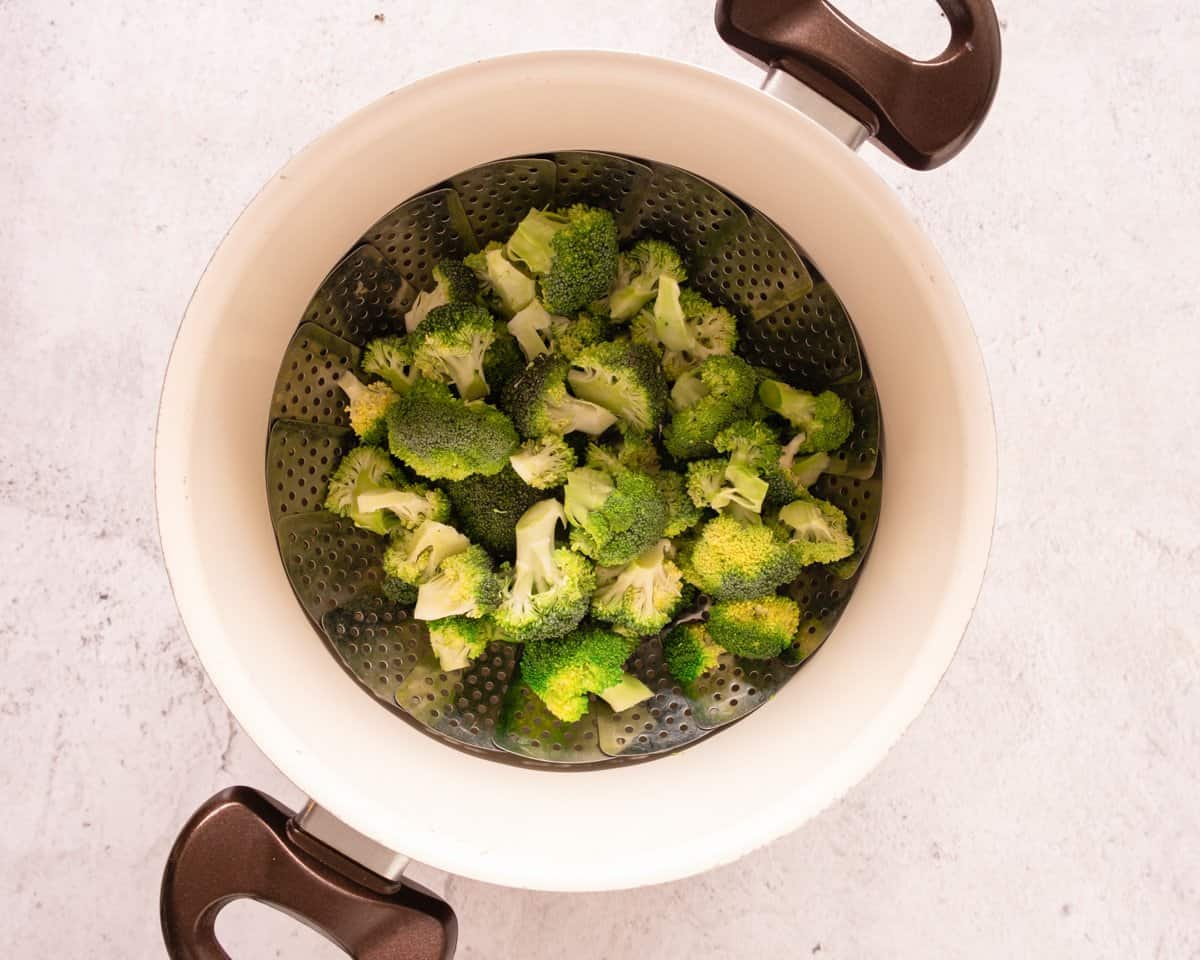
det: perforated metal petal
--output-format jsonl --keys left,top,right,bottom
{"left": 689, "top": 654, "right": 794, "bottom": 730}
{"left": 551, "top": 152, "right": 654, "bottom": 240}
{"left": 493, "top": 674, "right": 606, "bottom": 764}
{"left": 779, "top": 565, "right": 857, "bottom": 667}
{"left": 366, "top": 189, "right": 479, "bottom": 290}
{"left": 275, "top": 512, "right": 387, "bottom": 623}
{"left": 270, "top": 323, "right": 362, "bottom": 427}
{"left": 323, "top": 596, "right": 426, "bottom": 703}
{"left": 812, "top": 469, "right": 883, "bottom": 580}
{"left": 449, "top": 159, "right": 557, "bottom": 243}
{"left": 739, "top": 281, "right": 863, "bottom": 388}
{"left": 302, "top": 244, "right": 413, "bottom": 345}
{"left": 266, "top": 420, "right": 356, "bottom": 520}
{"left": 625, "top": 162, "right": 750, "bottom": 262}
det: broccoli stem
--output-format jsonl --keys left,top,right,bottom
{"left": 598, "top": 674, "right": 653, "bottom": 712}
{"left": 506, "top": 210, "right": 563, "bottom": 274}
{"left": 653, "top": 276, "right": 692, "bottom": 352}
{"left": 669, "top": 368, "right": 709, "bottom": 412}
{"left": 441, "top": 349, "right": 490, "bottom": 402}
{"left": 513, "top": 499, "right": 564, "bottom": 592}
{"left": 355, "top": 490, "right": 428, "bottom": 516}
{"left": 759, "top": 380, "right": 816, "bottom": 426}
{"left": 486, "top": 248, "right": 536, "bottom": 315}
{"left": 780, "top": 444, "right": 830, "bottom": 488}
{"left": 721, "top": 463, "right": 769, "bottom": 512}
{"left": 337, "top": 371, "right": 368, "bottom": 404}
{"left": 552, "top": 397, "right": 618, "bottom": 436}
{"left": 507, "top": 301, "right": 555, "bottom": 361}
{"left": 609, "top": 277, "right": 655, "bottom": 321}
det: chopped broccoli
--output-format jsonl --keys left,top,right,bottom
{"left": 501, "top": 354, "right": 618, "bottom": 438}
{"left": 483, "top": 321, "right": 526, "bottom": 396}
{"left": 465, "top": 242, "right": 536, "bottom": 317}
{"left": 510, "top": 435, "right": 576, "bottom": 490}
{"left": 411, "top": 302, "right": 496, "bottom": 401}
{"left": 355, "top": 483, "right": 450, "bottom": 531}
{"left": 591, "top": 539, "right": 686, "bottom": 637}
{"left": 584, "top": 433, "right": 661, "bottom": 477}
{"left": 607, "top": 239, "right": 687, "bottom": 322}
{"left": 506, "top": 206, "right": 619, "bottom": 314}
{"left": 563, "top": 463, "right": 669, "bottom": 567}
{"left": 520, "top": 624, "right": 650, "bottom": 722}
{"left": 443, "top": 466, "right": 543, "bottom": 558}
{"left": 707, "top": 595, "right": 800, "bottom": 659}
{"left": 323, "top": 445, "right": 403, "bottom": 535}
{"left": 336, "top": 371, "right": 398, "bottom": 446}
{"left": 387, "top": 380, "right": 518, "bottom": 481}
{"left": 414, "top": 545, "right": 502, "bottom": 621}
{"left": 657, "top": 469, "right": 703, "bottom": 537}
{"left": 631, "top": 279, "right": 738, "bottom": 379}
{"left": 776, "top": 496, "right": 855, "bottom": 566}
{"left": 767, "top": 444, "right": 832, "bottom": 503}
{"left": 758, "top": 381, "right": 853, "bottom": 453}
{"left": 662, "top": 621, "right": 724, "bottom": 683}
{"left": 506, "top": 301, "right": 612, "bottom": 364}
{"left": 493, "top": 499, "right": 595, "bottom": 644}
{"left": 381, "top": 576, "right": 418, "bottom": 606}
{"left": 506, "top": 300, "right": 559, "bottom": 362}
{"left": 661, "top": 355, "right": 757, "bottom": 460}
{"left": 678, "top": 515, "right": 800, "bottom": 600}
{"left": 405, "top": 259, "right": 479, "bottom": 333}
{"left": 382, "top": 520, "right": 471, "bottom": 586}
{"left": 685, "top": 457, "right": 767, "bottom": 522}
{"left": 552, "top": 310, "right": 610, "bottom": 360}
{"left": 566, "top": 341, "right": 667, "bottom": 432}
{"left": 426, "top": 615, "right": 497, "bottom": 672}
{"left": 361, "top": 336, "right": 418, "bottom": 393}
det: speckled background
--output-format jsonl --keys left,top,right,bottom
{"left": 2, "top": 1, "right": 1197, "bottom": 957}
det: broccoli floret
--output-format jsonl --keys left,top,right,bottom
{"left": 776, "top": 496, "right": 855, "bottom": 565}
{"left": 631, "top": 279, "right": 738, "bottom": 380}
{"left": 405, "top": 259, "right": 479, "bottom": 332}
{"left": 552, "top": 310, "right": 610, "bottom": 360}
{"left": 484, "top": 321, "right": 526, "bottom": 396}
{"left": 443, "top": 466, "right": 542, "bottom": 558}
{"left": 707, "top": 595, "right": 800, "bottom": 659}
{"left": 501, "top": 354, "right": 618, "bottom": 438}
{"left": 767, "top": 444, "right": 832, "bottom": 504}
{"left": 323, "top": 445, "right": 403, "bottom": 535}
{"left": 662, "top": 621, "right": 724, "bottom": 683}
{"left": 678, "top": 515, "right": 800, "bottom": 600}
{"left": 411, "top": 302, "right": 496, "bottom": 401}
{"left": 657, "top": 469, "right": 703, "bottom": 537}
{"left": 685, "top": 457, "right": 766, "bottom": 522}
{"left": 510, "top": 435, "right": 576, "bottom": 490}
{"left": 661, "top": 355, "right": 757, "bottom": 460}
{"left": 506, "top": 301, "right": 612, "bottom": 364}
{"left": 387, "top": 380, "right": 518, "bottom": 481}
{"left": 426, "top": 615, "right": 497, "bottom": 672}
{"left": 506, "top": 300, "right": 559, "bottom": 362}
{"left": 414, "top": 545, "right": 502, "bottom": 621}
{"left": 382, "top": 520, "right": 471, "bottom": 586}
{"left": 506, "top": 206, "right": 619, "bottom": 315}
{"left": 584, "top": 433, "right": 661, "bottom": 477}
{"left": 563, "top": 464, "right": 669, "bottom": 567}
{"left": 361, "top": 336, "right": 418, "bottom": 393}
{"left": 381, "top": 576, "right": 418, "bottom": 606}
{"left": 591, "top": 539, "right": 685, "bottom": 637}
{"left": 493, "top": 500, "right": 595, "bottom": 644}
{"left": 336, "top": 371, "right": 398, "bottom": 446}
{"left": 520, "top": 624, "right": 651, "bottom": 722}
{"left": 565, "top": 341, "right": 668, "bottom": 433}
{"left": 607, "top": 239, "right": 687, "bottom": 322}
{"left": 465, "top": 242, "right": 536, "bottom": 317}
{"left": 758, "top": 381, "right": 853, "bottom": 454}
{"left": 355, "top": 483, "right": 450, "bottom": 531}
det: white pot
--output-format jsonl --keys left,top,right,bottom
{"left": 155, "top": 39, "right": 997, "bottom": 953}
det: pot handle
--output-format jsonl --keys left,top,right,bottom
{"left": 715, "top": 0, "right": 1001, "bottom": 169}
{"left": 161, "top": 787, "right": 456, "bottom": 960}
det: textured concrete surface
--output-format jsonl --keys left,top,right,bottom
{"left": 2, "top": 1, "right": 1197, "bottom": 957}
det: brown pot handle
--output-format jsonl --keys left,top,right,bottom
{"left": 161, "top": 787, "right": 456, "bottom": 960}
{"left": 715, "top": 0, "right": 1001, "bottom": 169}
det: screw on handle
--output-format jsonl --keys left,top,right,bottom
{"left": 715, "top": 0, "right": 1002, "bottom": 169}
{"left": 161, "top": 787, "right": 456, "bottom": 960}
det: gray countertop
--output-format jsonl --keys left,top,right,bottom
{"left": 2, "top": 1, "right": 1197, "bottom": 956}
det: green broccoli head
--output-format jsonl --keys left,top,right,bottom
{"left": 552, "top": 310, "right": 610, "bottom": 360}
{"left": 411, "top": 302, "right": 496, "bottom": 401}
{"left": 775, "top": 496, "right": 855, "bottom": 566}
{"left": 483, "top": 321, "right": 526, "bottom": 396}
{"left": 381, "top": 576, "right": 418, "bottom": 606}
{"left": 584, "top": 432, "right": 661, "bottom": 477}
{"left": 426, "top": 615, "right": 497, "bottom": 672}
{"left": 506, "top": 206, "right": 619, "bottom": 315}
{"left": 662, "top": 621, "right": 724, "bottom": 684}
{"left": 758, "top": 381, "right": 853, "bottom": 454}
{"left": 706, "top": 594, "right": 800, "bottom": 659}
{"left": 630, "top": 279, "right": 738, "bottom": 380}
{"left": 405, "top": 258, "right": 480, "bottom": 332}
{"left": 591, "top": 539, "right": 686, "bottom": 637}
{"left": 563, "top": 464, "right": 669, "bottom": 567}
{"left": 493, "top": 500, "right": 595, "bottom": 644}
{"left": 443, "top": 465, "right": 543, "bottom": 558}
{"left": 323, "top": 445, "right": 403, "bottom": 536}
{"left": 661, "top": 355, "right": 757, "bottom": 460}
{"left": 382, "top": 520, "right": 471, "bottom": 586}
{"left": 387, "top": 380, "right": 518, "bottom": 481}
{"left": 337, "top": 371, "right": 399, "bottom": 446}
{"left": 361, "top": 336, "right": 418, "bottom": 394}
{"left": 656, "top": 469, "right": 703, "bottom": 537}
{"left": 678, "top": 515, "right": 801, "bottom": 600}
{"left": 608, "top": 239, "right": 687, "bottom": 322}
{"left": 566, "top": 341, "right": 668, "bottom": 433}
{"left": 501, "top": 353, "right": 618, "bottom": 438}
{"left": 465, "top": 243, "right": 536, "bottom": 317}
{"left": 520, "top": 624, "right": 650, "bottom": 722}
{"left": 414, "top": 544, "right": 502, "bottom": 621}
{"left": 510, "top": 435, "right": 577, "bottom": 490}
